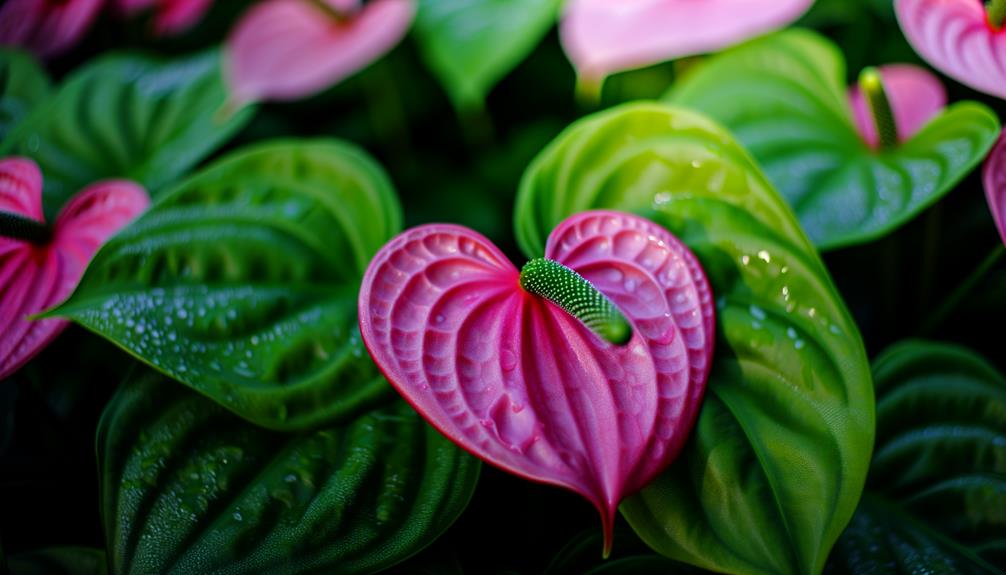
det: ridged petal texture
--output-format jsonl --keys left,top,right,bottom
{"left": 0, "top": 0, "right": 102, "bottom": 59}
{"left": 226, "top": 0, "right": 416, "bottom": 105}
{"left": 848, "top": 64, "right": 947, "bottom": 149}
{"left": 560, "top": 0, "right": 813, "bottom": 83}
{"left": 985, "top": 131, "right": 1006, "bottom": 247}
{"left": 0, "top": 158, "right": 148, "bottom": 380}
{"left": 895, "top": 0, "right": 1006, "bottom": 100}
{"left": 359, "top": 210, "right": 715, "bottom": 547}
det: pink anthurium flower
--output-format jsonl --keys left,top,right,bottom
{"left": 359, "top": 211, "right": 715, "bottom": 553}
{"left": 112, "top": 0, "right": 213, "bottom": 36}
{"left": 848, "top": 64, "right": 947, "bottom": 149}
{"left": 0, "top": 0, "right": 103, "bottom": 59}
{"left": 560, "top": 0, "right": 814, "bottom": 88}
{"left": 0, "top": 158, "right": 148, "bottom": 381}
{"left": 984, "top": 132, "right": 1006, "bottom": 246}
{"left": 225, "top": 0, "right": 416, "bottom": 106}
{"left": 895, "top": 0, "right": 1006, "bottom": 100}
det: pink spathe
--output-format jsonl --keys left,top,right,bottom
{"left": 358, "top": 211, "right": 715, "bottom": 552}
{"left": 0, "top": 158, "right": 148, "bottom": 381}
{"left": 0, "top": 0, "right": 103, "bottom": 58}
{"left": 984, "top": 132, "right": 1006, "bottom": 246}
{"left": 848, "top": 64, "right": 947, "bottom": 149}
{"left": 226, "top": 0, "right": 416, "bottom": 105}
{"left": 113, "top": 0, "right": 213, "bottom": 36}
{"left": 896, "top": 0, "right": 1006, "bottom": 100}
{"left": 560, "top": 0, "right": 813, "bottom": 83}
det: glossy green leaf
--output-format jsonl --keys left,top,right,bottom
{"left": 668, "top": 29, "right": 1000, "bottom": 250}
{"left": 49, "top": 140, "right": 402, "bottom": 430}
{"left": 98, "top": 369, "right": 479, "bottom": 575}
{"left": 0, "top": 49, "right": 50, "bottom": 141}
{"left": 6, "top": 547, "right": 107, "bottom": 575}
{"left": 515, "top": 102, "right": 874, "bottom": 575}
{"left": 825, "top": 340, "right": 1006, "bottom": 573}
{"left": 0, "top": 50, "right": 254, "bottom": 217}
{"left": 413, "top": 0, "right": 562, "bottom": 109}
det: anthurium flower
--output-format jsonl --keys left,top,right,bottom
{"left": 0, "top": 157, "right": 148, "bottom": 380}
{"left": 985, "top": 132, "right": 1006, "bottom": 246}
{"left": 560, "top": 0, "right": 813, "bottom": 88}
{"left": 848, "top": 64, "right": 947, "bottom": 149}
{"left": 225, "top": 0, "right": 416, "bottom": 106}
{"left": 359, "top": 211, "right": 715, "bottom": 553}
{"left": 113, "top": 0, "right": 213, "bottom": 36}
{"left": 0, "top": 0, "right": 102, "bottom": 59}
{"left": 895, "top": 0, "right": 1006, "bottom": 100}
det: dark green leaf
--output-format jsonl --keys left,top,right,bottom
{"left": 0, "top": 50, "right": 254, "bottom": 217}
{"left": 50, "top": 140, "right": 402, "bottom": 430}
{"left": 6, "top": 547, "right": 107, "bottom": 575}
{"left": 668, "top": 29, "right": 1000, "bottom": 250}
{"left": 515, "top": 102, "right": 874, "bottom": 575}
{"left": 99, "top": 370, "right": 480, "bottom": 575}
{"left": 413, "top": 0, "right": 562, "bottom": 109}
{"left": 0, "top": 49, "right": 49, "bottom": 141}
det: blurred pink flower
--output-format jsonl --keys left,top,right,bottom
{"left": 113, "top": 0, "right": 213, "bottom": 36}
{"left": 0, "top": 0, "right": 103, "bottom": 59}
{"left": 984, "top": 132, "right": 1006, "bottom": 246}
{"left": 896, "top": 0, "right": 1006, "bottom": 100}
{"left": 848, "top": 64, "right": 946, "bottom": 149}
{"left": 0, "top": 158, "right": 148, "bottom": 381}
{"left": 560, "top": 0, "right": 814, "bottom": 85}
{"left": 226, "top": 0, "right": 416, "bottom": 106}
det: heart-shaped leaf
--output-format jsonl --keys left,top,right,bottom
{"left": 359, "top": 211, "right": 715, "bottom": 551}
{"left": 0, "top": 48, "right": 50, "bottom": 140}
{"left": 1, "top": 157, "right": 149, "bottom": 381}
{"left": 99, "top": 369, "right": 479, "bottom": 575}
{"left": 985, "top": 131, "right": 1006, "bottom": 247}
{"left": 895, "top": 0, "right": 1006, "bottom": 100}
{"left": 668, "top": 29, "right": 1001, "bottom": 250}
{"left": 413, "top": 0, "right": 561, "bottom": 109}
{"left": 6, "top": 547, "right": 108, "bottom": 575}
{"left": 225, "top": 0, "right": 416, "bottom": 106}
{"left": 0, "top": 50, "right": 254, "bottom": 218}
{"left": 0, "top": 0, "right": 101, "bottom": 59}
{"left": 48, "top": 140, "right": 402, "bottom": 430}
{"left": 515, "top": 102, "right": 874, "bottom": 575}
{"left": 827, "top": 340, "right": 1006, "bottom": 573}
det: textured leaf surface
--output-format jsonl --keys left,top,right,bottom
{"left": 0, "top": 50, "right": 253, "bottom": 217}
{"left": 6, "top": 547, "right": 107, "bottom": 575}
{"left": 515, "top": 102, "right": 873, "bottom": 575}
{"left": 669, "top": 29, "right": 1000, "bottom": 250}
{"left": 360, "top": 211, "right": 715, "bottom": 548}
{"left": 99, "top": 370, "right": 479, "bottom": 575}
{"left": 413, "top": 0, "right": 561, "bottom": 109}
{"left": 0, "top": 49, "right": 49, "bottom": 140}
{"left": 50, "top": 140, "right": 402, "bottom": 429}
{"left": 827, "top": 340, "right": 1006, "bottom": 574}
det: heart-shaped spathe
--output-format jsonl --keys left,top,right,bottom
{"left": 0, "top": 0, "right": 102, "bottom": 59}
{"left": 358, "top": 211, "right": 715, "bottom": 550}
{"left": 985, "top": 131, "right": 1006, "bottom": 246}
{"left": 0, "top": 157, "right": 148, "bottom": 380}
{"left": 848, "top": 64, "right": 947, "bottom": 149}
{"left": 560, "top": 0, "right": 813, "bottom": 85}
{"left": 895, "top": 0, "right": 1006, "bottom": 100}
{"left": 225, "top": 0, "right": 416, "bottom": 106}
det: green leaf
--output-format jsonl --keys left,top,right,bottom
{"left": 0, "top": 50, "right": 254, "bottom": 218}
{"left": 668, "top": 29, "right": 1000, "bottom": 250}
{"left": 49, "top": 140, "right": 402, "bottom": 430}
{"left": 515, "top": 102, "right": 874, "bottom": 575}
{"left": 0, "top": 49, "right": 50, "bottom": 141}
{"left": 98, "top": 369, "right": 479, "bottom": 575}
{"left": 826, "top": 340, "right": 1006, "bottom": 573}
{"left": 413, "top": 0, "right": 562, "bottom": 109}
{"left": 6, "top": 547, "right": 107, "bottom": 575}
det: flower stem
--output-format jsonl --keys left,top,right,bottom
{"left": 988, "top": 0, "right": 1006, "bottom": 30}
{"left": 920, "top": 243, "right": 1005, "bottom": 334}
{"left": 858, "top": 67, "right": 898, "bottom": 150}
{"left": 0, "top": 211, "right": 51, "bottom": 245}
{"left": 520, "top": 258, "right": 632, "bottom": 345}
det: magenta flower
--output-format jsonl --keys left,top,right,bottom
{"left": 113, "top": 0, "right": 212, "bottom": 36}
{"left": 895, "top": 0, "right": 1006, "bottom": 100}
{"left": 985, "top": 132, "right": 1006, "bottom": 246}
{"left": 0, "top": 158, "right": 148, "bottom": 381}
{"left": 225, "top": 0, "right": 416, "bottom": 106}
{"left": 560, "top": 0, "right": 813, "bottom": 88}
{"left": 358, "top": 211, "right": 715, "bottom": 552}
{"left": 0, "top": 0, "right": 102, "bottom": 59}
{"left": 848, "top": 64, "right": 947, "bottom": 149}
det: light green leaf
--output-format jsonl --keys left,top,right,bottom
{"left": 414, "top": 0, "right": 562, "bottom": 109}
{"left": 0, "top": 49, "right": 50, "bottom": 140}
{"left": 99, "top": 370, "right": 479, "bottom": 575}
{"left": 0, "top": 50, "right": 254, "bottom": 218}
{"left": 668, "top": 29, "right": 1000, "bottom": 250}
{"left": 515, "top": 102, "right": 873, "bottom": 575}
{"left": 49, "top": 140, "right": 402, "bottom": 430}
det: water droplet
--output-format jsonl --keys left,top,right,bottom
{"left": 232, "top": 512, "right": 243, "bottom": 521}
{"left": 757, "top": 250, "right": 771, "bottom": 263}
